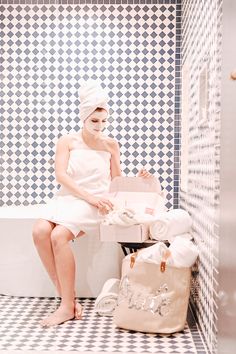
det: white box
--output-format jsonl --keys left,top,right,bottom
{"left": 104, "top": 191, "right": 166, "bottom": 216}
{"left": 99, "top": 176, "right": 166, "bottom": 243}
{"left": 99, "top": 223, "right": 149, "bottom": 242}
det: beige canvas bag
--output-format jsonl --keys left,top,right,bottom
{"left": 113, "top": 252, "right": 191, "bottom": 333}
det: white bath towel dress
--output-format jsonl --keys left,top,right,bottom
{"left": 42, "top": 132, "right": 111, "bottom": 238}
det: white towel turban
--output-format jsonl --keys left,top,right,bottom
{"left": 78, "top": 80, "right": 109, "bottom": 122}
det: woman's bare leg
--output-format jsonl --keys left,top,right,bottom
{"left": 40, "top": 225, "right": 82, "bottom": 327}
{"left": 32, "top": 219, "right": 61, "bottom": 294}
{"left": 33, "top": 220, "right": 84, "bottom": 323}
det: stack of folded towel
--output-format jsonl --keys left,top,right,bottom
{"left": 94, "top": 278, "right": 120, "bottom": 316}
{"left": 149, "top": 208, "right": 192, "bottom": 242}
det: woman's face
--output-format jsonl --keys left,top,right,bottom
{"left": 83, "top": 109, "right": 108, "bottom": 136}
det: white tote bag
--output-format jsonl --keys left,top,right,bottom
{"left": 113, "top": 253, "right": 191, "bottom": 333}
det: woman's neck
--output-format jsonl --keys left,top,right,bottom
{"left": 81, "top": 128, "right": 103, "bottom": 146}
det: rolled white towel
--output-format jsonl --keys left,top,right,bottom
{"left": 94, "top": 278, "right": 120, "bottom": 316}
{"left": 149, "top": 209, "right": 192, "bottom": 242}
{"left": 169, "top": 232, "right": 192, "bottom": 243}
{"left": 168, "top": 236, "right": 199, "bottom": 267}
{"left": 94, "top": 294, "right": 119, "bottom": 317}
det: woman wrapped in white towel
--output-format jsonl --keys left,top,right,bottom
{"left": 32, "top": 80, "right": 153, "bottom": 327}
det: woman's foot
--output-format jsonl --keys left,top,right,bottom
{"left": 40, "top": 304, "right": 75, "bottom": 327}
{"left": 74, "top": 301, "right": 83, "bottom": 320}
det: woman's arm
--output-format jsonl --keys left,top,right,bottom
{"left": 108, "top": 138, "right": 153, "bottom": 179}
{"left": 109, "top": 139, "right": 122, "bottom": 179}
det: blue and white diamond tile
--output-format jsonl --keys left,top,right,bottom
{"left": 1, "top": 4, "right": 177, "bottom": 210}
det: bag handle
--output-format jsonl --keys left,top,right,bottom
{"left": 130, "top": 252, "right": 138, "bottom": 269}
{"left": 129, "top": 248, "right": 171, "bottom": 273}
{"left": 160, "top": 249, "right": 171, "bottom": 272}
{"left": 160, "top": 261, "right": 166, "bottom": 272}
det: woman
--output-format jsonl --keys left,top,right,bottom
{"left": 32, "top": 81, "right": 151, "bottom": 327}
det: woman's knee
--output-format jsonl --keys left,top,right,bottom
{"left": 32, "top": 219, "right": 54, "bottom": 245}
{"left": 51, "top": 227, "right": 72, "bottom": 250}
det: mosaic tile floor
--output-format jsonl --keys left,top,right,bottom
{"left": 0, "top": 295, "right": 208, "bottom": 353}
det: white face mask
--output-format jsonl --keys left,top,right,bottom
{"left": 84, "top": 110, "right": 108, "bottom": 136}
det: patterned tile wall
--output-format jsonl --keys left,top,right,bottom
{"left": 181, "top": 0, "right": 222, "bottom": 352}
{"left": 0, "top": 1, "right": 180, "bottom": 207}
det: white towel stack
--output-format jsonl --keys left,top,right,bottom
{"left": 149, "top": 209, "right": 192, "bottom": 242}
{"left": 94, "top": 278, "right": 120, "bottom": 316}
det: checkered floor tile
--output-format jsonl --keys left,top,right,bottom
{"left": 0, "top": 295, "right": 207, "bottom": 353}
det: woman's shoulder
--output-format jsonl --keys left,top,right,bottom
{"left": 57, "top": 133, "right": 79, "bottom": 145}
{"left": 100, "top": 136, "right": 120, "bottom": 157}
{"left": 102, "top": 136, "right": 120, "bottom": 152}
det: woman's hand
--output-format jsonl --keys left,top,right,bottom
{"left": 86, "top": 195, "right": 114, "bottom": 215}
{"left": 137, "top": 168, "right": 153, "bottom": 178}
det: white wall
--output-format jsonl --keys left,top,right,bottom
{"left": 181, "top": 0, "right": 222, "bottom": 352}
{"left": 218, "top": 0, "right": 236, "bottom": 353}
